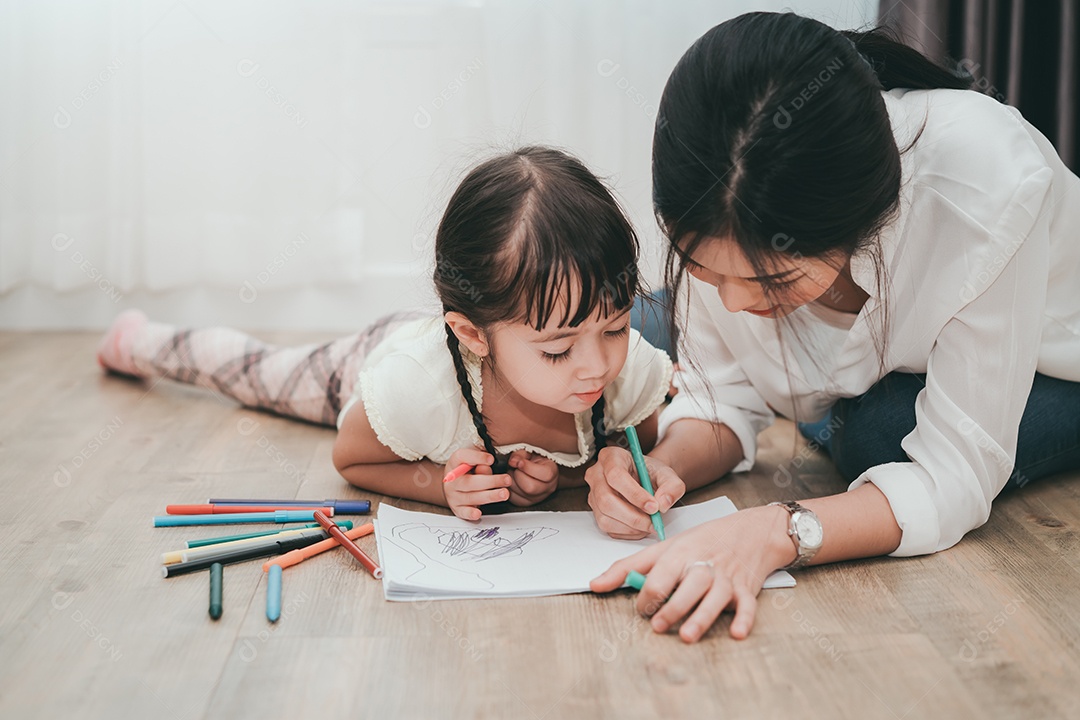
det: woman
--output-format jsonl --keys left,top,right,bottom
{"left": 587, "top": 12, "right": 1080, "bottom": 643}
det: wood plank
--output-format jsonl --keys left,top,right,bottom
{"left": 1, "top": 331, "right": 1078, "bottom": 720}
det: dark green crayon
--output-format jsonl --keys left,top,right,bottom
{"left": 209, "top": 563, "right": 223, "bottom": 620}
{"left": 164, "top": 532, "right": 326, "bottom": 578}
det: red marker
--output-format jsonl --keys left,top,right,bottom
{"left": 166, "top": 504, "right": 334, "bottom": 516}
{"left": 442, "top": 463, "right": 474, "bottom": 484}
{"left": 312, "top": 510, "right": 382, "bottom": 579}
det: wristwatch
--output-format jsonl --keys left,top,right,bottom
{"left": 768, "top": 501, "right": 823, "bottom": 570}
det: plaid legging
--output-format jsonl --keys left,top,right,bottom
{"left": 129, "top": 311, "right": 431, "bottom": 426}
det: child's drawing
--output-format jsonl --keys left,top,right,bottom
{"left": 385, "top": 522, "right": 559, "bottom": 590}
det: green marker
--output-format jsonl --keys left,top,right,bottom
{"left": 209, "top": 563, "right": 223, "bottom": 620}
{"left": 624, "top": 570, "right": 673, "bottom": 604}
{"left": 624, "top": 426, "right": 666, "bottom": 540}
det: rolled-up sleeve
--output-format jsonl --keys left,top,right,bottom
{"left": 659, "top": 277, "right": 775, "bottom": 472}
{"left": 850, "top": 166, "right": 1054, "bottom": 556}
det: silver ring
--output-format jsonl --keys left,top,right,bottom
{"left": 681, "top": 560, "right": 715, "bottom": 579}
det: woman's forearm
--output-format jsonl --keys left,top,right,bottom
{"left": 648, "top": 418, "right": 745, "bottom": 490}
{"left": 797, "top": 483, "right": 902, "bottom": 564}
{"left": 338, "top": 460, "right": 450, "bottom": 507}
{"left": 650, "top": 419, "right": 903, "bottom": 562}
{"left": 653, "top": 418, "right": 902, "bottom": 562}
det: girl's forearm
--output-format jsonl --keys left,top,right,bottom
{"left": 648, "top": 418, "right": 745, "bottom": 490}
{"left": 341, "top": 457, "right": 591, "bottom": 505}
{"left": 338, "top": 460, "right": 450, "bottom": 507}
{"left": 559, "top": 463, "right": 588, "bottom": 488}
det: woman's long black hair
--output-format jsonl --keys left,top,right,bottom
{"left": 434, "top": 147, "right": 640, "bottom": 471}
{"left": 654, "top": 12, "right": 973, "bottom": 378}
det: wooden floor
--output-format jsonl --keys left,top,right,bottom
{"left": 2, "top": 331, "right": 1078, "bottom": 720}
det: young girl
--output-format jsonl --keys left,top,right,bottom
{"left": 588, "top": 12, "right": 1080, "bottom": 643}
{"left": 97, "top": 147, "right": 673, "bottom": 520}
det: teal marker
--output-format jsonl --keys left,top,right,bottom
{"left": 187, "top": 522, "right": 320, "bottom": 548}
{"left": 153, "top": 510, "right": 320, "bottom": 527}
{"left": 624, "top": 426, "right": 666, "bottom": 540}
{"left": 622, "top": 570, "right": 672, "bottom": 605}
{"left": 185, "top": 521, "right": 353, "bottom": 548}
{"left": 266, "top": 564, "right": 282, "bottom": 622}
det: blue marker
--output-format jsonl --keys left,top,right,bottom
{"left": 153, "top": 510, "right": 321, "bottom": 527}
{"left": 266, "top": 564, "right": 282, "bottom": 622}
{"left": 208, "top": 498, "right": 371, "bottom": 514}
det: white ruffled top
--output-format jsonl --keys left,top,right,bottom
{"left": 338, "top": 316, "right": 673, "bottom": 467}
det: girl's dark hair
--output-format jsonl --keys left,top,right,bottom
{"left": 654, "top": 12, "right": 973, "bottom": 387}
{"left": 434, "top": 146, "right": 640, "bottom": 470}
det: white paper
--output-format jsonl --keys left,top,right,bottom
{"left": 374, "top": 496, "right": 795, "bottom": 601}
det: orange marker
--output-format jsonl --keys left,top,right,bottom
{"left": 442, "top": 463, "right": 474, "bottom": 483}
{"left": 312, "top": 511, "right": 382, "bottom": 579}
{"left": 166, "top": 504, "right": 334, "bottom": 516}
{"left": 262, "top": 523, "right": 375, "bottom": 571}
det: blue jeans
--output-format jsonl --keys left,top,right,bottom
{"left": 798, "top": 372, "right": 1080, "bottom": 491}
{"left": 631, "top": 290, "right": 675, "bottom": 360}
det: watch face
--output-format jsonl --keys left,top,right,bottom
{"left": 796, "top": 513, "right": 824, "bottom": 548}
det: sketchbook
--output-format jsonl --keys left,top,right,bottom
{"left": 374, "top": 496, "right": 795, "bottom": 601}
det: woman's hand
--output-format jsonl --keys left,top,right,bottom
{"left": 441, "top": 448, "right": 512, "bottom": 521}
{"left": 585, "top": 447, "right": 686, "bottom": 539}
{"left": 590, "top": 504, "right": 795, "bottom": 643}
{"left": 506, "top": 450, "right": 559, "bottom": 506}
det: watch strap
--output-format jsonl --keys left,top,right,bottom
{"left": 768, "top": 501, "right": 820, "bottom": 571}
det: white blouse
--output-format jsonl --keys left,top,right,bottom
{"left": 660, "top": 87, "right": 1080, "bottom": 557}
{"left": 339, "top": 316, "right": 673, "bottom": 468}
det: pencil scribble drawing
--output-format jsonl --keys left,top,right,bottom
{"left": 386, "top": 522, "right": 559, "bottom": 590}
{"left": 441, "top": 526, "right": 552, "bottom": 561}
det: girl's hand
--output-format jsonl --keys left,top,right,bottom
{"left": 589, "top": 505, "right": 795, "bottom": 643}
{"left": 585, "top": 447, "right": 686, "bottom": 539}
{"left": 506, "top": 450, "right": 559, "bottom": 506}
{"left": 441, "top": 448, "right": 512, "bottom": 521}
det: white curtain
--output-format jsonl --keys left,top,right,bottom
{"left": 0, "top": 0, "right": 875, "bottom": 331}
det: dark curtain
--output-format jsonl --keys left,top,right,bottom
{"left": 879, "top": 0, "right": 1078, "bottom": 172}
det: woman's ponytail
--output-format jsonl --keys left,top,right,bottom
{"left": 841, "top": 26, "right": 973, "bottom": 92}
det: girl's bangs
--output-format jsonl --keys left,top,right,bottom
{"left": 509, "top": 231, "right": 638, "bottom": 332}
